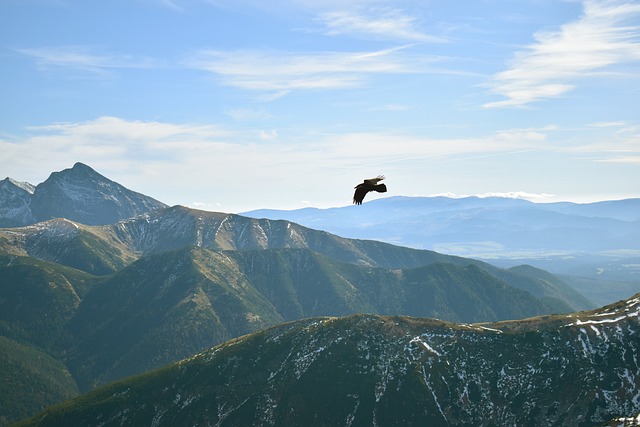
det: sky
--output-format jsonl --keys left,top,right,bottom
{"left": 1, "top": 0, "right": 639, "bottom": 213}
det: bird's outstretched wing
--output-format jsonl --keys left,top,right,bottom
{"left": 363, "top": 175, "right": 385, "bottom": 186}
{"left": 353, "top": 185, "right": 369, "bottom": 205}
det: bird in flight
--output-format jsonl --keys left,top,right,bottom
{"left": 353, "top": 175, "right": 387, "bottom": 205}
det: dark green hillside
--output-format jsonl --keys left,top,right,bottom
{"left": 0, "top": 219, "right": 136, "bottom": 275}
{"left": 485, "top": 263, "right": 594, "bottom": 312}
{"left": 24, "top": 225, "right": 133, "bottom": 275}
{"left": 394, "top": 263, "right": 555, "bottom": 321}
{"left": 0, "top": 337, "right": 78, "bottom": 427}
{"left": 506, "top": 264, "right": 594, "bottom": 310}
{"left": 58, "top": 246, "right": 570, "bottom": 392}
{"left": 230, "top": 249, "right": 562, "bottom": 322}
{"left": 0, "top": 255, "right": 95, "bottom": 350}
{"left": 227, "top": 248, "right": 379, "bottom": 319}
{"left": 64, "top": 247, "right": 284, "bottom": 390}
{"left": 19, "top": 294, "right": 640, "bottom": 427}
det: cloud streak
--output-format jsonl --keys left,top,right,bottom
{"left": 315, "top": 7, "right": 443, "bottom": 42}
{"left": 484, "top": 0, "right": 640, "bottom": 108}
{"left": 187, "top": 45, "right": 430, "bottom": 96}
{"left": 16, "top": 46, "right": 157, "bottom": 77}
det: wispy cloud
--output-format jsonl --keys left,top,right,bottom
{"left": 16, "top": 46, "right": 157, "bottom": 78}
{"left": 588, "top": 121, "right": 628, "bottom": 127}
{"left": 484, "top": 0, "right": 640, "bottom": 108}
{"left": 315, "top": 8, "right": 443, "bottom": 42}
{"left": 0, "top": 116, "right": 554, "bottom": 203}
{"left": 3, "top": 116, "right": 635, "bottom": 210}
{"left": 13, "top": 116, "right": 230, "bottom": 168}
{"left": 158, "top": 0, "right": 185, "bottom": 12}
{"left": 187, "top": 45, "right": 429, "bottom": 96}
{"left": 596, "top": 155, "right": 640, "bottom": 164}
{"left": 369, "top": 104, "right": 411, "bottom": 112}
{"left": 224, "top": 107, "right": 274, "bottom": 121}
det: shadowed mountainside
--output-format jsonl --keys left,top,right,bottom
{"left": 17, "top": 294, "right": 640, "bottom": 427}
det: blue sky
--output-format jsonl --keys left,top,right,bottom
{"left": 1, "top": 0, "right": 639, "bottom": 212}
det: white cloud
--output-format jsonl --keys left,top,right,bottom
{"left": 224, "top": 108, "right": 273, "bottom": 121}
{"left": 597, "top": 155, "right": 640, "bottom": 164}
{"left": 484, "top": 0, "right": 640, "bottom": 108}
{"left": 187, "top": 45, "right": 428, "bottom": 95}
{"left": 588, "top": 121, "right": 628, "bottom": 127}
{"left": 258, "top": 129, "right": 278, "bottom": 140}
{"left": 316, "top": 8, "right": 443, "bottom": 42}
{"left": 0, "top": 117, "right": 231, "bottom": 181}
{"left": 369, "top": 104, "right": 411, "bottom": 111}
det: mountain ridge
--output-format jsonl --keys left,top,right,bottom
{"left": 17, "top": 293, "right": 640, "bottom": 427}
{"left": 0, "top": 204, "right": 592, "bottom": 312}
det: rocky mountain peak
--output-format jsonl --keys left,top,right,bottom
{"left": 1, "top": 163, "right": 168, "bottom": 226}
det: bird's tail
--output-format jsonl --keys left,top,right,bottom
{"left": 374, "top": 184, "right": 387, "bottom": 193}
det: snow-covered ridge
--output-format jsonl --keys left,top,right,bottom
{"left": 566, "top": 296, "right": 640, "bottom": 328}
{"left": 3, "top": 177, "right": 35, "bottom": 194}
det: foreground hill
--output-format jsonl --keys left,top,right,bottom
{"left": 19, "top": 294, "right": 640, "bottom": 427}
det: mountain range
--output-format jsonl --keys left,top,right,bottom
{"left": 0, "top": 208, "right": 592, "bottom": 391}
{"left": 1, "top": 163, "right": 637, "bottom": 425}
{"left": 243, "top": 196, "right": 640, "bottom": 254}
{"left": 16, "top": 294, "right": 640, "bottom": 427}
{"left": 243, "top": 196, "right": 640, "bottom": 305}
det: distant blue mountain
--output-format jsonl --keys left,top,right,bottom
{"left": 243, "top": 196, "right": 640, "bottom": 304}
{"left": 242, "top": 196, "right": 640, "bottom": 253}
